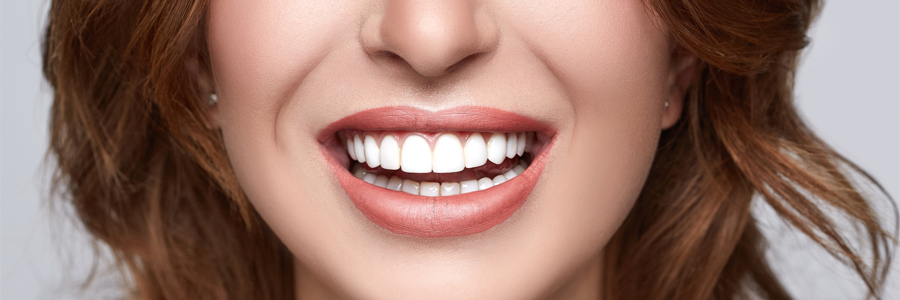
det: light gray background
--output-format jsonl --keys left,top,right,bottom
{"left": 2, "top": 0, "right": 898, "bottom": 299}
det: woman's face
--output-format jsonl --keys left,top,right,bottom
{"left": 208, "top": 0, "right": 692, "bottom": 298}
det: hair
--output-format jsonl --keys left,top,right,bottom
{"left": 42, "top": 0, "right": 895, "bottom": 299}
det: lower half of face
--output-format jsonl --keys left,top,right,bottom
{"left": 209, "top": 0, "right": 674, "bottom": 298}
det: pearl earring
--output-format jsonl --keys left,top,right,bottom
{"left": 664, "top": 100, "right": 669, "bottom": 108}
{"left": 209, "top": 93, "right": 218, "bottom": 105}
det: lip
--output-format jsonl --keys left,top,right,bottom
{"left": 319, "top": 106, "right": 555, "bottom": 237}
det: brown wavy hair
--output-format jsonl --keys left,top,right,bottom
{"left": 42, "top": 0, "right": 895, "bottom": 299}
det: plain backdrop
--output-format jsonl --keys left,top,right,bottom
{"left": 2, "top": 0, "right": 898, "bottom": 299}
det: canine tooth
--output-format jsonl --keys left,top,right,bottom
{"left": 363, "top": 173, "right": 377, "bottom": 184}
{"left": 486, "top": 132, "right": 507, "bottom": 164}
{"left": 420, "top": 182, "right": 440, "bottom": 196}
{"left": 477, "top": 177, "right": 494, "bottom": 190}
{"left": 506, "top": 133, "right": 518, "bottom": 159}
{"left": 386, "top": 176, "right": 403, "bottom": 191}
{"left": 513, "top": 165, "right": 526, "bottom": 175}
{"left": 492, "top": 175, "right": 507, "bottom": 185}
{"left": 525, "top": 132, "right": 534, "bottom": 153}
{"left": 432, "top": 134, "right": 465, "bottom": 173}
{"left": 516, "top": 132, "right": 526, "bottom": 156}
{"left": 353, "top": 135, "right": 366, "bottom": 163}
{"left": 401, "top": 135, "right": 432, "bottom": 173}
{"left": 440, "top": 182, "right": 460, "bottom": 196}
{"left": 374, "top": 175, "right": 389, "bottom": 188}
{"left": 503, "top": 170, "right": 517, "bottom": 180}
{"left": 460, "top": 179, "right": 479, "bottom": 194}
{"left": 464, "top": 133, "right": 488, "bottom": 168}
{"left": 401, "top": 179, "right": 420, "bottom": 195}
{"left": 364, "top": 135, "right": 381, "bottom": 168}
{"left": 347, "top": 138, "right": 357, "bottom": 161}
{"left": 353, "top": 165, "right": 367, "bottom": 179}
{"left": 379, "top": 135, "right": 401, "bottom": 170}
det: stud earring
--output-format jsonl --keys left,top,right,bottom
{"left": 664, "top": 100, "right": 669, "bottom": 108}
{"left": 208, "top": 93, "right": 218, "bottom": 105}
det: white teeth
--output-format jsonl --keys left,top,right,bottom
{"left": 401, "top": 179, "right": 420, "bottom": 195}
{"left": 460, "top": 179, "right": 479, "bottom": 194}
{"left": 353, "top": 135, "right": 366, "bottom": 163}
{"left": 432, "top": 134, "right": 465, "bottom": 173}
{"left": 477, "top": 177, "right": 494, "bottom": 190}
{"left": 386, "top": 176, "right": 403, "bottom": 191}
{"left": 379, "top": 135, "right": 401, "bottom": 170}
{"left": 363, "top": 173, "right": 377, "bottom": 184}
{"left": 440, "top": 182, "right": 460, "bottom": 196}
{"left": 350, "top": 159, "right": 531, "bottom": 196}
{"left": 492, "top": 175, "right": 507, "bottom": 185}
{"left": 486, "top": 132, "right": 507, "bottom": 164}
{"left": 401, "top": 135, "right": 432, "bottom": 173}
{"left": 506, "top": 133, "right": 518, "bottom": 159}
{"left": 364, "top": 135, "right": 380, "bottom": 168}
{"left": 373, "top": 175, "right": 389, "bottom": 188}
{"left": 347, "top": 138, "right": 357, "bottom": 161}
{"left": 464, "top": 133, "right": 488, "bottom": 168}
{"left": 420, "top": 182, "right": 440, "bottom": 196}
{"left": 345, "top": 131, "right": 536, "bottom": 178}
{"left": 516, "top": 132, "right": 526, "bottom": 156}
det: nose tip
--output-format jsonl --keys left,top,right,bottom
{"left": 361, "top": 0, "right": 499, "bottom": 78}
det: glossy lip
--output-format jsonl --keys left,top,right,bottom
{"left": 319, "top": 106, "right": 556, "bottom": 237}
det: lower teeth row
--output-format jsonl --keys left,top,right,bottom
{"left": 352, "top": 161, "right": 529, "bottom": 196}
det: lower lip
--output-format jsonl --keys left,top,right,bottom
{"left": 324, "top": 147, "right": 550, "bottom": 237}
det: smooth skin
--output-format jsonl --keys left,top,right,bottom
{"left": 207, "top": 0, "right": 696, "bottom": 299}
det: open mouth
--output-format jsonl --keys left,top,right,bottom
{"left": 319, "top": 106, "right": 555, "bottom": 237}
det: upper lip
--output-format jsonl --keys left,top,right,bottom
{"left": 317, "top": 106, "right": 555, "bottom": 142}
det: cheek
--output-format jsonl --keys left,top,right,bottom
{"left": 502, "top": 0, "right": 670, "bottom": 261}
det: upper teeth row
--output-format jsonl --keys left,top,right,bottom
{"left": 345, "top": 132, "right": 534, "bottom": 173}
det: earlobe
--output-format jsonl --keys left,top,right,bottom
{"left": 206, "top": 93, "right": 223, "bottom": 129}
{"left": 661, "top": 51, "right": 698, "bottom": 129}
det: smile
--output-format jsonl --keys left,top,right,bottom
{"left": 319, "top": 106, "right": 555, "bottom": 237}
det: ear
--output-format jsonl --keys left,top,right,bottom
{"left": 661, "top": 46, "right": 698, "bottom": 130}
{"left": 183, "top": 50, "right": 223, "bottom": 129}
{"left": 206, "top": 92, "right": 223, "bottom": 129}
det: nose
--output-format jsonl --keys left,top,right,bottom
{"left": 360, "top": 0, "right": 499, "bottom": 78}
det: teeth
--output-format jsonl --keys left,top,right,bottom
{"left": 440, "top": 182, "right": 460, "bottom": 196}
{"left": 373, "top": 175, "right": 389, "bottom": 188}
{"left": 401, "top": 135, "right": 432, "bottom": 173}
{"left": 464, "top": 133, "right": 488, "bottom": 168}
{"left": 486, "top": 132, "right": 507, "bottom": 164}
{"left": 477, "top": 177, "right": 494, "bottom": 190}
{"left": 379, "top": 135, "right": 401, "bottom": 170}
{"left": 505, "top": 133, "right": 518, "bottom": 159}
{"left": 432, "top": 134, "right": 465, "bottom": 173}
{"left": 344, "top": 131, "right": 536, "bottom": 176}
{"left": 516, "top": 132, "right": 526, "bottom": 156}
{"left": 347, "top": 138, "right": 357, "bottom": 161}
{"left": 513, "top": 165, "right": 526, "bottom": 175}
{"left": 364, "top": 135, "right": 380, "bottom": 168}
{"left": 420, "top": 182, "right": 440, "bottom": 196}
{"left": 351, "top": 159, "right": 530, "bottom": 196}
{"left": 353, "top": 165, "right": 367, "bottom": 179}
{"left": 460, "top": 179, "right": 479, "bottom": 194}
{"left": 401, "top": 179, "right": 420, "bottom": 195}
{"left": 386, "top": 176, "right": 403, "bottom": 191}
{"left": 353, "top": 135, "right": 366, "bottom": 163}
{"left": 492, "top": 175, "right": 507, "bottom": 185}
{"left": 363, "top": 173, "right": 377, "bottom": 184}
